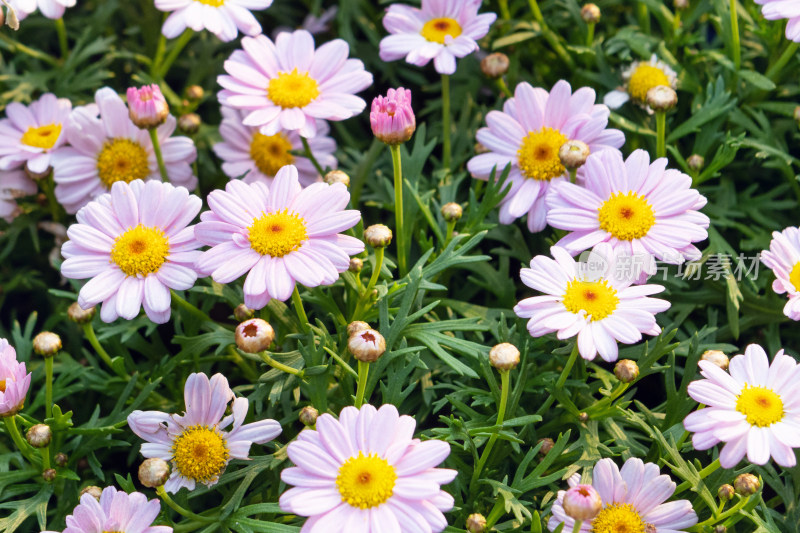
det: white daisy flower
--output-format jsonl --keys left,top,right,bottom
{"left": 0, "top": 93, "right": 71, "bottom": 174}
{"left": 6, "top": 0, "right": 75, "bottom": 20}
{"left": 156, "top": 0, "right": 273, "bottom": 43}
{"left": 760, "top": 227, "right": 800, "bottom": 320}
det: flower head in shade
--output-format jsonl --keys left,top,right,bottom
{"left": 218, "top": 30, "right": 373, "bottom": 139}
{"left": 548, "top": 458, "right": 697, "bottom": 532}
{"left": 755, "top": 0, "right": 800, "bottom": 42}
{"left": 760, "top": 227, "right": 800, "bottom": 320}
{"left": 370, "top": 87, "right": 416, "bottom": 145}
{"left": 514, "top": 243, "right": 670, "bottom": 362}
{"left": 155, "top": 0, "right": 272, "bottom": 42}
{"left": 127, "top": 84, "right": 169, "bottom": 129}
{"left": 50, "top": 87, "right": 197, "bottom": 214}
{"left": 128, "top": 373, "right": 281, "bottom": 493}
{"left": 0, "top": 169, "right": 36, "bottom": 222}
{"left": 6, "top": 0, "right": 75, "bottom": 20}
{"left": 603, "top": 54, "right": 678, "bottom": 112}
{"left": 467, "top": 80, "right": 625, "bottom": 233}
{"left": 60, "top": 180, "right": 202, "bottom": 324}
{"left": 546, "top": 149, "right": 709, "bottom": 278}
{"left": 195, "top": 164, "right": 364, "bottom": 310}
{"left": 684, "top": 344, "right": 800, "bottom": 468}
{"left": 0, "top": 338, "right": 30, "bottom": 417}
{"left": 41, "top": 486, "right": 171, "bottom": 533}
{"left": 379, "top": 0, "right": 497, "bottom": 75}
{"left": 0, "top": 93, "right": 71, "bottom": 174}
{"left": 279, "top": 404, "right": 457, "bottom": 532}
{"left": 214, "top": 106, "right": 336, "bottom": 187}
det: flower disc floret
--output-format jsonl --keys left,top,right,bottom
{"left": 248, "top": 209, "right": 308, "bottom": 258}
{"left": 591, "top": 503, "right": 648, "bottom": 533}
{"left": 196, "top": 0, "right": 224, "bottom": 5}
{"left": 110, "top": 225, "right": 170, "bottom": 276}
{"left": 172, "top": 425, "right": 230, "bottom": 483}
{"left": 268, "top": 69, "right": 321, "bottom": 109}
{"left": 562, "top": 279, "right": 619, "bottom": 321}
{"left": 21, "top": 124, "right": 62, "bottom": 150}
{"left": 517, "top": 127, "right": 569, "bottom": 181}
{"left": 96, "top": 139, "right": 150, "bottom": 188}
{"left": 597, "top": 191, "right": 656, "bottom": 241}
{"left": 628, "top": 64, "right": 670, "bottom": 102}
{"left": 250, "top": 133, "right": 294, "bottom": 176}
{"left": 336, "top": 452, "right": 397, "bottom": 509}
{"left": 736, "top": 386, "right": 784, "bottom": 427}
{"left": 421, "top": 17, "right": 463, "bottom": 43}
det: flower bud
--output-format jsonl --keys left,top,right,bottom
{"left": 364, "top": 224, "right": 392, "bottom": 248}
{"left": 33, "top": 331, "right": 61, "bottom": 357}
{"left": 538, "top": 437, "right": 555, "bottom": 456}
{"left": 4, "top": 3, "right": 19, "bottom": 31}
{"left": 235, "top": 318, "right": 276, "bottom": 354}
{"left": 489, "top": 343, "right": 520, "bottom": 371}
{"left": 563, "top": 484, "right": 602, "bottom": 521}
{"left": 465, "top": 513, "right": 487, "bottom": 533}
{"left": 178, "top": 113, "right": 201, "bottom": 134}
{"left": 559, "top": 140, "right": 590, "bottom": 170}
{"left": 68, "top": 302, "right": 96, "bottom": 324}
{"left": 42, "top": 468, "right": 56, "bottom": 482}
{"left": 347, "top": 321, "right": 370, "bottom": 337}
{"left": 139, "top": 458, "right": 170, "bottom": 488}
{"left": 734, "top": 473, "right": 760, "bottom": 496}
{"left": 646, "top": 85, "right": 678, "bottom": 112}
{"left": 234, "top": 304, "right": 255, "bottom": 322}
{"left": 480, "top": 52, "right": 509, "bottom": 79}
{"left": 54, "top": 452, "right": 68, "bottom": 467}
{"left": 324, "top": 170, "right": 350, "bottom": 187}
{"left": 80, "top": 486, "right": 103, "bottom": 500}
{"left": 348, "top": 329, "right": 386, "bottom": 363}
{"left": 371, "top": 87, "right": 416, "bottom": 145}
{"left": 126, "top": 84, "right": 169, "bottom": 129}
{"left": 299, "top": 406, "right": 319, "bottom": 426}
{"left": 718, "top": 484, "right": 734, "bottom": 501}
{"left": 614, "top": 359, "right": 639, "bottom": 383}
{"left": 701, "top": 349, "right": 729, "bottom": 370}
{"left": 25, "top": 163, "right": 52, "bottom": 180}
{"left": 26, "top": 424, "right": 51, "bottom": 448}
{"left": 578, "top": 412, "right": 589, "bottom": 422}
{"left": 441, "top": 202, "right": 463, "bottom": 222}
{"left": 674, "top": 0, "right": 689, "bottom": 9}
{"left": 348, "top": 257, "right": 363, "bottom": 273}
{"left": 795, "top": 106, "right": 800, "bottom": 124}
{"left": 713, "top": 526, "right": 726, "bottom": 533}
{"left": 185, "top": 85, "right": 204, "bottom": 101}
{"left": 581, "top": 3, "right": 601, "bottom": 24}
{"left": 687, "top": 154, "right": 705, "bottom": 172}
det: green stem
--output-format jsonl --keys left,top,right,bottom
{"left": 496, "top": 78, "right": 513, "bottom": 98}
{"left": 766, "top": 41, "right": 799, "bottom": 81}
{"left": 655, "top": 110, "right": 666, "bottom": 159}
{"left": 445, "top": 220, "right": 456, "bottom": 244}
{"left": 637, "top": 2, "right": 651, "bottom": 34}
{"left": 259, "top": 350, "right": 305, "bottom": 377}
{"left": 292, "top": 286, "right": 310, "bottom": 333}
{"left": 354, "top": 360, "right": 370, "bottom": 408}
{"left": 498, "top": 0, "right": 511, "bottom": 20}
{"left": 156, "top": 486, "right": 217, "bottom": 523}
{"left": 149, "top": 128, "right": 169, "bottom": 181}
{"left": 527, "top": 0, "right": 574, "bottom": 68}
{"left": 302, "top": 136, "right": 325, "bottom": 176}
{"left": 470, "top": 370, "right": 511, "bottom": 493}
{"left": 156, "top": 29, "right": 194, "bottom": 79}
{"left": 571, "top": 520, "right": 583, "bottom": 533}
{"left": 39, "top": 170, "right": 61, "bottom": 222}
{"left": 151, "top": 33, "right": 167, "bottom": 77}
{"left": 40, "top": 446, "right": 51, "bottom": 471}
{"left": 675, "top": 458, "right": 721, "bottom": 495}
{"left": 441, "top": 74, "right": 452, "bottom": 172}
{"left": 586, "top": 22, "right": 596, "bottom": 47}
{"left": 54, "top": 18, "right": 68, "bottom": 60}
{"left": 688, "top": 494, "right": 751, "bottom": 531}
{"left": 484, "top": 498, "right": 505, "bottom": 529}
{"left": 45, "top": 357, "right": 53, "bottom": 420}
{"left": 351, "top": 247, "right": 384, "bottom": 320}
{"left": 171, "top": 290, "right": 213, "bottom": 323}
{"left": 730, "top": 0, "right": 741, "bottom": 71}
{"left": 569, "top": 168, "right": 577, "bottom": 184}
{"left": 0, "top": 32, "right": 59, "bottom": 67}
{"left": 390, "top": 144, "right": 407, "bottom": 277}
{"left": 535, "top": 343, "right": 580, "bottom": 416}
{"left": 82, "top": 323, "right": 126, "bottom": 378}
{"left": 226, "top": 346, "right": 260, "bottom": 381}
{"left": 4, "top": 416, "right": 39, "bottom": 465}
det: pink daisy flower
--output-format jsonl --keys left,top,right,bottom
{"left": 760, "top": 227, "right": 800, "bottom": 320}
{"left": 546, "top": 149, "right": 709, "bottom": 277}
{"left": 684, "top": 344, "right": 800, "bottom": 468}
{"left": 467, "top": 80, "right": 625, "bottom": 232}
{"left": 0, "top": 93, "right": 71, "bottom": 174}
{"left": 514, "top": 243, "right": 670, "bottom": 362}
{"left": 155, "top": 0, "right": 272, "bottom": 43}
{"left": 0, "top": 338, "right": 30, "bottom": 418}
{"left": 370, "top": 87, "right": 416, "bottom": 145}
{"left": 6, "top": 0, "right": 75, "bottom": 20}
{"left": 279, "top": 404, "right": 457, "bottom": 532}
{"left": 379, "top": 0, "right": 497, "bottom": 75}
{"left": 755, "top": 0, "right": 800, "bottom": 42}
{"left": 41, "top": 486, "right": 171, "bottom": 533}
{"left": 128, "top": 372, "right": 282, "bottom": 493}
{"left": 548, "top": 458, "right": 697, "bottom": 532}
{"left": 194, "top": 164, "right": 364, "bottom": 310}
{"left": 217, "top": 30, "right": 373, "bottom": 139}
{"left": 60, "top": 179, "right": 202, "bottom": 324}
{"left": 51, "top": 87, "right": 197, "bottom": 214}
{"left": 214, "top": 106, "right": 336, "bottom": 187}
{"left": 0, "top": 169, "right": 36, "bottom": 222}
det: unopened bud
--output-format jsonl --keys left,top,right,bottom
{"left": 734, "top": 473, "right": 760, "bottom": 496}
{"left": 235, "top": 318, "right": 275, "bottom": 353}
{"left": 441, "top": 202, "right": 463, "bottom": 222}
{"left": 127, "top": 84, "right": 169, "bottom": 129}
{"left": 139, "top": 458, "right": 170, "bottom": 488}
{"left": 687, "top": 154, "right": 705, "bottom": 172}
{"left": 54, "top": 453, "right": 68, "bottom": 467}
{"left": 646, "top": 85, "right": 678, "bottom": 111}
{"left": 233, "top": 304, "right": 255, "bottom": 322}
{"left": 674, "top": 0, "right": 689, "bottom": 9}
{"left": 185, "top": 85, "right": 204, "bottom": 101}
{"left": 348, "top": 258, "right": 363, "bottom": 273}
{"left": 718, "top": 484, "right": 734, "bottom": 501}
{"left": 466, "top": 513, "right": 487, "bottom": 533}
{"left": 538, "top": 437, "right": 555, "bottom": 456}
{"left": 299, "top": 406, "right": 319, "bottom": 426}
{"left": 364, "top": 224, "right": 392, "bottom": 248}
{"left": 563, "top": 484, "right": 602, "bottom": 521}
{"left": 42, "top": 468, "right": 56, "bottom": 482}
{"left": 614, "top": 359, "right": 639, "bottom": 383}
{"left": 794, "top": 106, "right": 800, "bottom": 124}
{"left": 489, "top": 343, "right": 520, "bottom": 371}
{"left": 33, "top": 331, "right": 61, "bottom": 357}
{"left": 559, "top": 140, "right": 590, "bottom": 170}
{"left": 26, "top": 424, "right": 51, "bottom": 448}
{"left": 578, "top": 412, "right": 589, "bottom": 422}
{"left": 347, "top": 321, "right": 370, "bottom": 337}
{"left": 370, "top": 88, "right": 416, "bottom": 145}
{"left": 24, "top": 163, "right": 52, "bottom": 180}
{"left": 348, "top": 329, "right": 386, "bottom": 363}
{"left": 480, "top": 52, "right": 509, "bottom": 79}
{"left": 713, "top": 526, "right": 726, "bottom": 533}
{"left": 701, "top": 350, "right": 729, "bottom": 370}
{"left": 80, "top": 486, "right": 103, "bottom": 500}
{"left": 324, "top": 170, "right": 350, "bottom": 187}
{"left": 178, "top": 113, "right": 201, "bottom": 134}
{"left": 581, "top": 3, "right": 601, "bottom": 24}
{"left": 68, "top": 302, "right": 96, "bottom": 324}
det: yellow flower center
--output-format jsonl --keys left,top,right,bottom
{"left": 267, "top": 69, "right": 320, "bottom": 109}
{"left": 517, "top": 127, "right": 569, "bottom": 181}
{"left": 790, "top": 262, "right": 800, "bottom": 292}
{"left": 20, "top": 123, "right": 62, "bottom": 150}
{"left": 0, "top": 379, "right": 6, "bottom": 392}
{"left": 420, "top": 17, "right": 463, "bottom": 44}
{"left": 194, "top": 0, "right": 224, "bottom": 5}
{"left": 563, "top": 279, "right": 619, "bottom": 321}
{"left": 248, "top": 209, "right": 308, "bottom": 258}
{"left": 336, "top": 452, "right": 397, "bottom": 509}
{"left": 628, "top": 64, "right": 670, "bottom": 103}
{"left": 171, "top": 425, "right": 230, "bottom": 483}
{"left": 591, "top": 503, "right": 648, "bottom": 533}
{"left": 250, "top": 132, "right": 294, "bottom": 177}
{"left": 736, "top": 386, "right": 784, "bottom": 427}
{"left": 110, "top": 225, "right": 170, "bottom": 277}
{"left": 96, "top": 139, "right": 150, "bottom": 189}
{"left": 598, "top": 191, "right": 656, "bottom": 241}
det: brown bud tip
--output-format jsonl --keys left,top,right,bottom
{"left": 80, "top": 485, "right": 103, "bottom": 500}
{"left": 734, "top": 473, "right": 760, "bottom": 496}
{"left": 185, "top": 85, "right": 204, "bottom": 101}
{"left": 324, "top": 170, "right": 350, "bottom": 187}
{"left": 581, "top": 3, "right": 601, "bottom": 23}
{"left": 441, "top": 202, "right": 463, "bottom": 222}
{"left": 235, "top": 318, "right": 276, "bottom": 354}
{"left": 364, "top": 224, "right": 393, "bottom": 248}
{"left": 348, "top": 329, "right": 386, "bottom": 363}
{"left": 348, "top": 257, "right": 363, "bottom": 273}
{"left": 480, "top": 52, "right": 509, "bottom": 79}
{"left": 347, "top": 321, "right": 371, "bottom": 337}
{"left": 68, "top": 302, "right": 96, "bottom": 324}
{"left": 466, "top": 513, "right": 487, "bottom": 533}
{"left": 559, "top": 140, "right": 590, "bottom": 170}
{"left": 54, "top": 453, "right": 68, "bottom": 467}
{"left": 701, "top": 349, "right": 729, "bottom": 370}
{"left": 646, "top": 85, "right": 678, "bottom": 111}
{"left": 718, "top": 484, "right": 735, "bottom": 501}
{"left": 33, "top": 331, "right": 61, "bottom": 357}
{"left": 299, "top": 406, "right": 319, "bottom": 426}
{"left": 578, "top": 412, "right": 589, "bottom": 422}
{"left": 687, "top": 154, "right": 705, "bottom": 172}
{"left": 178, "top": 113, "right": 201, "bottom": 134}
{"left": 713, "top": 526, "right": 727, "bottom": 533}
{"left": 233, "top": 303, "right": 255, "bottom": 322}
{"left": 42, "top": 468, "right": 56, "bottom": 482}
{"left": 139, "top": 458, "right": 170, "bottom": 488}
{"left": 538, "top": 437, "right": 555, "bottom": 456}
{"left": 26, "top": 424, "right": 51, "bottom": 448}
{"left": 489, "top": 343, "right": 520, "bottom": 371}
{"left": 614, "top": 359, "right": 639, "bottom": 383}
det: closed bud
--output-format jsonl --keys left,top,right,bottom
{"left": 480, "top": 52, "right": 509, "bottom": 79}
{"left": 185, "top": 85, "right": 204, "bottom": 101}
{"left": 718, "top": 484, "right": 734, "bottom": 501}
{"left": 578, "top": 412, "right": 589, "bottom": 422}
{"left": 54, "top": 452, "right": 68, "bottom": 467}
{"left": 687, "top": 154, "right": 705, "bottom": 172}
{"left": 68, "top": 302, "right": 96, "bottom": 324}
{"left": 701, "top": 349, "right": 729, "bottom": 370}
{"left": 614, "top": 359, "right": 639, "bottom": 383}
{"left": 348, "top": 329, "right": 386, "bottom": 363}
{"left": 139, "top": 458, "right": 170, "bottom": 488}
{"left": 234, "top": 303, "right": 255, "bottom": 322}
{"left": 559, "top": 140, "right": 590, "bottom": 170}
{"left": 33, "top": 331, "right": 61, "bottom": 357}
{"left": 466, "top": 513, "right": 487, "bottom": 533}
{"left": 734, "top": 473, "right": 760, "bottom": 496}
{"left": 178, "top": 113, "right": 201, "bottom": 134}
{"left": 489, "top": 343, "right": 520, "bottom": 371}
{"left": 348, "top": 258, "right": 363, "bottom": 273}
{"left": 80, "top": 486, "right": 103, "bottom": 500}
{"left": 646, "top": 85, "right": 678, "bottom": 112}
{"left": 324, "top": 170, "right": 350, "bottom": 187}
{"left": 235, "top": 318, "right": 275, "bottom": 354}
{"left": 538, "top": 437, "right": 555, "bottom": 456}
{"left": 563, "top": 484, "right": 602, "bottom": 521}
{"left": 26, "top": 424, "right": 51, "bottom": 448}
{"left": 714, "top": 526, "right": 726, "bottom": 533}
{"left": 299, "top": 406, "right": 319, "bottom": 426}
{"left": 441, "top": 202, "right": 463, "bottom": 222}
{"left": 42, "top": 468, "right": 56, "bottom": 482}
{"left": 581, "top": 3, "right": 601, "bottom": 23}
{"left": 370, "top": 88, "right": 416, "bottom": 145}
{"left": 674, "top": 0, "right": 689, "bottom": 9}
{"left": 25, "top": 163, "right": 52, "bottom": 180}
{"left": 795, "top": 106, "right": 800, "bottom": 124}
{"left": 126, "top": 84, "right": 169, "bottom": 129}
{"left": 347, "top": 321, "right": 370, "bottom": 337}
{"left": 364, "top": 224, "right": 392, "bottom": 248}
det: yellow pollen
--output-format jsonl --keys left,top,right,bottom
{"left": 790, "top": 263, "right": 800, "bottom": 292}
{"left": 194, "top": 0, "right": 224, "bottom": 5}
{"left": 591, "top": 503, "right": 648, "bottom": 533}
{"left": 171, "top": 425, "right": 230, "bottom": 483}
{"left": 250, "top": 132, "right": 294, "bottom": 177}
{"left": 267, "top": 69, "right": 320, "bottom": 109}
{"left": 336, "top": 452, "right": 397, "bottom": 509}
{"left": 628, "top": 64, "right": 670, "bottom": 103}
{"left": 110, "top": 225, "right": 170, "bottom": 277}
{"left": 517, "top": 127, "right": 569, "bottom": 181}
{"left": 96, "top": 138, "right": 150, "bottom": 189}
{"left": 248, "top": 209, "right": 308, "bottom": 258}
{"left": 563, "top": 279, "right": 619, "bottom": 321}
{"left": 420, "top": 17, "right": 463, "bottom": 44}
{"left": 20, "top": 123, "right": 62, "bottom": 150}
{"left": 598, "top": 191, "right": 656, "bottom": 241}
{"left": 0, "top": 379, "right": 6, "bottom": 392}
{"left": 736, "top": 386, "right": 784, "bottom": 427}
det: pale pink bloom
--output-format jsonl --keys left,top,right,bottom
{"left": 760, "top": 227, "right": 800, "bottom": 320}
{"left": 126, "top": 84, "right": 169, "bottom": 129}
{"left": 370, "top": 87, "right": 416, "bottom": 145}
{"left": 548, "top": 458, "right": 697, "bottom": 532}
{"left": 218, "top": 30, "right": 373, "bottom": 139}
{"left": 41, "top": 486, "right": 171, "bottom": 533}
{"left": 271, "top": 6, "right": 338, "bottom": 38}
{"left": 7, "top": 0, "right": 75, "bottom": 20}
{"left": 755, "top": 0, "right": 800, "bottom": 42}
{"left": 684, "top": 344, "right": 800, "bottom": 468}
{"left": 279, "top": 404, "right": 457, "bottom": 532}
{"left": 50, "top": 87, "right": 197, "bottom": 214}
{"left": 546, "top": 149, "right": 709, "bottom": 277}
{"left": 514, "top": 243, "right": 669, "bottom": 362}
{"left": 128, "top": 373, "right": 281, "bottom": 493}
{"left": 380, "top": 0, "right": 497, "bottom": 75}
{"left": 0, "top": 93, "right": 71, "bottom": 174}
{"left": 467, "top": 80, "right": 625, "bottom": 232}
{"left": 0, "top": 338, "right": 30, "bottom": 417}
{"left": 214, "top": 106, "right": 336, "bottom": 187}
{"left": 562, "top": 484, "right": 601, "bottom": 521}
{"left": 155, "top": 0, "right": 272, "bottom": 42}
{"left": 0, "top": 169, "right": 36, "bottom": 222}
{"left": 194, "top": 164, "right": 364, "bottom": 310}
{"left": 60, "top": 180, "right": 202, "bottom": 324}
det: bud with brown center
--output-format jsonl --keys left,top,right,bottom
{"left": 178, "top": 113, "right": 201, "bottom": 134}
{"left": 713, "top": 526, "right": 726, "bottom": 533}
{"left": 364, "top": 224, "right": 393, "bottom": 248}
{"left": 347, "top": 321, "right": 370, "bottom": 337}
{"left": 563, "top": 484, "right": 602, "bottom": 521}
{"left": 68, "top": 302, "right": 96, "bottom": 324}
{"left": 559, "top": 140, "right": 591, "bottom": 170}
{"left": 614, "top": 359, "right": 639, "bottom": 383}
{"left": 235, "top": 318, "right": 275, "bottom": 354}
{"left": 687, "top": 154, "right": 705, "bottom": 172}
{"left": 80, "top": 486, "right": 103, "bottom": 500}
{"left": 348, "top": 258, "right": 363, "bottom": 273}
{"left": 324, "top": 170, "right": 350, "bottom": 187}
{"left": 26, "top": 424, "right": 51, "bottom": 448}
{"left": 734, "top": 473, "right": 760, "bottom": 496}
{"left": 33, "top": 331, "right": 61, "bottom": 357}
{"left": 489, "top": 343, "right": 520, "bottom": 371}
{"left": 538, "top": 437, "right": 555, "bottom": 456}
{"left": 466, "top": 513, "right": 487, "bottom": 533}
{"left": 54, "top": 452, "right": 68, "bottom": 467}
{"left": 480, "top": 53, "right": 509, "bottom": 79}
{"left": 581, "top": 3, "right": 601, "bottom": 23}
{"left": 701, "top": 349, "right": 729, "bottom": 370}
{"left": 718, "top": 484, "right": 734, "bottom": 501}
{"left": 139, "top": 458, "right": 170, "bottom": 488}
{"left": 185, "top": 85, "right": 204, "bottom": 101}
{"left": 299, "top": 406, "right": 319, "bottom": 426}
{"left": 578, "top": 412, "right": 589, "bottom": 422}
{"left": 441, "top": 202, "right": 463, "bottom": 222}
{"left": 348, "top": 329, "right": 386, "bottom": 363}
{"left": 42, "top": 468, "right": 56, "bottom": 482}
{"left": 646, "top": 85, "right": 678, "bottom": 112}
{"left": 233, "top": 304, "right": 255, "bottom": 322}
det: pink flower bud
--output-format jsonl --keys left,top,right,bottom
{"left": 370, "top": 87, "right": 416, "bottom": 145}
{"left": 126, "top": 84, "right": 169, "bottom": 129}
{"left": 562, "top": 484, "right": 602, "bottom": 521}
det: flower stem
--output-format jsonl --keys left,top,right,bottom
{"left": 730, "top": 0, "right": 741, "bottom": 71}
{"left": 637, "top": 2, "right": 650, "bottom": 34}
{"left": 45, "top": 357, "right": 53, "bottom": 420}
{"left": 766, "top": 41, "right": 799, "bottom": 81}
{"left": 4, "top": 416, "right": 38, "bottom": 465}
{"left": 569, "top": 168, "right": 577, "bottom": 184}
{"left": 496, "top": 78, "right": 513, "bottom": 98}
{"left": 571, "top": 520, "right": 583, "bottom": 533}
{"left": 156, "top": 29, "right": 194, "bottom": 80}
{"left": 149, "top": 128, "right": 169, "bottom": 182}
{"left": 156, "top": 486, "right": 217, "bottom": 523}
{"left": 535, "top": 343, "right": 579, "bottom": 416}
{"left": 54, "top": 18, "right": 68, "bottom": 60}
{"left": 445, "top": 220, "right": 456, "bottom": 244}
{"left": 354, "top": 360, "right": 370, "bottom": 408}
{"left": 258, "top": 350, "right": 305, "bottom": 378}
{"left": 301, "top": 136, "right": 325, "bottom": 176}
{"left": 441, "top": 74, "right": 452, "bottom": 172}
{"left": 40, "top": 446, "right": 51, "bottom": 471}
{"left": 498, "top": 0, "right": 511, "bottom": 20}
{"left": 351, "top": 247, "right": 384, "bottom": 321}
{"left": 82, "top": 322, "right": 127, "bottom": 379}
{"left": 171, "top": 290, "right": 214, "bottom": 324}
{"left": 675, "top": 458, "right": 721, "bottom": 495}
{"left": 291, "top": 286, "right": 310, "bottom": 333}
{"left": 389, "top": 144, "right": 407, "bottom": 277}
{"left": 655, "top": 110, "right": 667, "bottom": 158}
{"left": 470, "top": 369, "right": 511, "bottom": 493}
{"left": 586, "top": 22, "right": 596, "bottom": 47}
